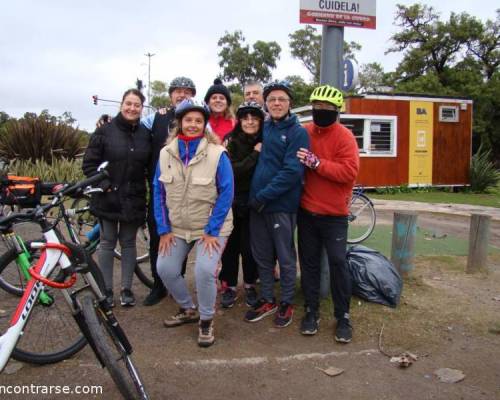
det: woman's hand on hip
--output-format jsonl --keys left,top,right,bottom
{"left": 199, "top": 234, "right": 221, "bottom": 258}
{"left": 159, "top": 233, "right": 176, "bottom": 256}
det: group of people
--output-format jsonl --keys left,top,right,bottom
{"left": 82, "top": 76, "right": 359, "bottom": 348}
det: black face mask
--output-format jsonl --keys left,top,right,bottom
{"left": 312, "top": 109, "right": 338, "bottom": 127}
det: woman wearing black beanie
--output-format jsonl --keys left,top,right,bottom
{"left": 204, "top": 78, "right": 235, "bottom": 143}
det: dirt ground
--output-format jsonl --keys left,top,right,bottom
{"left": 1, "top": 209, "right": 500, "bottom": 400}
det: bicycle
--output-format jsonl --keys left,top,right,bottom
{"left": 0, "top": 166, "right": 150, "bottom": 399}
{"left": 347, "top": 186, "right": 376, "bottom": 244}
{"left": 0, "top": 181, "right": 153, "bottom": 295}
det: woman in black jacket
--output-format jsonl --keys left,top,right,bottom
{"left": 82, "top": 88, "right": 151, "bottom": 307}
{"left": 219, "top": 101, "right": 264, "bottom": 309}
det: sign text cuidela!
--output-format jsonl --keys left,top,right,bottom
{"left": 319, "top": 1, "right": 360, "bottom": 13}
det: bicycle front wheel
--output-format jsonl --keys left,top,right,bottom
{"left": 347, "top": 193, "right": 376, "bottom": 244}
{"left": 80, "top": 295, "right": 149, "bottom": 400}
{"left": 0, "top": 248, "right": 87, "bottom": 364}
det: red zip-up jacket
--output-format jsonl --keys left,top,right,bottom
{"left": 300, "top": 122, "right": 359, "bottom": 216}
{"left": 208, "top": 115, "right": 236, "bottom": 143}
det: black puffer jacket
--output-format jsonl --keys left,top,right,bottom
{"left": 224, "top": 124, "right": 262, "bottom": 214}
{"left": 82, "top": 112, "right": 151, "bottom": 225}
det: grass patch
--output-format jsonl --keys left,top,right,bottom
{"left": 371, "top": 185, "right": 500, "bottom": 208}
{"left": 357, "top": 224, "right": 500, "bottom": 257}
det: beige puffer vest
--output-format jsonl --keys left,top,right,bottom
{"left": 158, "top": 136, "right": 233, "bottom": 242}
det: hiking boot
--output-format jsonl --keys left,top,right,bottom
{"left": 198, "top": 319, "right": 215, "bottom": 347}
{"left": 244, "top": 287, "right": 258, "bottom": 308}
{"left": 104, "top": 289, "right": 115, "bottom": 308}
{"left": 164, "top": 307, "right": 200, "bottom": 328}
{"left": 143, "top": 284, "right": 167, "bottom": 306}
{"left": 274, "top": 302, "right": 294, "bottom": 328}
{"left": 120, "top": 288, "right": 136, "bottom": 307}
{"left": 300, "top": 309, "right": 320, "bottom": 335}
{"left": 335, "top": 318, "right": 352, "bottom": 343}
{"left": 244, "top": 299, "right": 277, "bottom": 322}
{"left": 221, "top": 288, "right": 237, "bottom": 308}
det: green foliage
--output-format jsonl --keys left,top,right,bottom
{"left": 150, "top": 80, "right": 171, "bottom": 109}
{"left": 217, "top": 31, "right": 281, "bottom": 86}
{"left": 288, "top": 25, "right": 361, "bottom": 84}
{"left": 357, "top": 62, "right": 394, "bottom": 92}
{"left": 284, "top": 75, "right": 315, "bottom": 108}
{"left": 469, "top": 145, "right": 500, "bottom": 192}
{"left": 0, "top": 111, "right": 88, "bottom": 164}
{"left": 6, "top": 157, "right": 85, "bottom": 182}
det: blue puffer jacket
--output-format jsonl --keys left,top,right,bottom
{"left": 250, "top": 114, "right": 309, "bottom": 213}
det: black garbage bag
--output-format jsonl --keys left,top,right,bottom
{"left": 346, "top": 245, "right": 402, "bottom": 308}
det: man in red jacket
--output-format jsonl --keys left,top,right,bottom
{"left": 296, "top": 85, "right": 359, "bottom": 343}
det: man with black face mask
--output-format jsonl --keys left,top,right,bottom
{"left": 296, "top": 85, "right": 359, "bottom": 343}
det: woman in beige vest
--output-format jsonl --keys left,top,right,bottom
{"left": 152, "top": 98, "right": 233, "bottom": 348}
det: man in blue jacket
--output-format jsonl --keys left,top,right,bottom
{"left": 245, "top": 81, "right": 309, "bottom": 328}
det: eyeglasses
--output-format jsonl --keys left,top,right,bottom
{"left": 266, "top": 97, "right": 290, "bottom": 104}
{"left": 240, "top": 115, "right": 260, "bottom": 122}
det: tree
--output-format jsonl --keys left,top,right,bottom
{"left": 150, "top": 80, "right": 170, "bottom": 109}
{"left": 284, "top": 75, "right": 315, "bottom": 108}
{"left": 357, "top": 62, "right": 390, "bottom": 92}
{"left": 217, "top": 31, "right": 281, "bottom": 86}
{"left": 288, "top": 25, "right": 361, "bottom": 83}
{"left": 386, "top": 4, "right": 484, "bottom": 86}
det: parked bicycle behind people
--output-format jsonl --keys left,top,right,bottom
{"left": 219, "top": 101, "right": 265, "bottom": 309}
{"left": 244, "top": 80, "right": 309, "bottom": 328}
{"left": 204, "top": 78, "right": 236, "bottom": 143}
{"left": 83, "top": 88, "right": 152, "bottom": 308}
{"left": 296, "top": 85, "right": 359, "bottom": 343}
{"left": 154, "top": 98, "right": 233, "bottom": 347}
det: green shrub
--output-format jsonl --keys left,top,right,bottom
{"left": 5, "top": 158, "right": 84, "bottom": 183}
{"left": 0, "top": 112, "right": 88, "bottom": 164}
{"left": 470, "top": 146, "right": 500, "bottom": 192}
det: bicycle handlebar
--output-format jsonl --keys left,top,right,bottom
{"left": 0, "top": 170, "right": 108, "bottom": 232}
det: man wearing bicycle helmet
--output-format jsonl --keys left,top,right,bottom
{"left": 296, "top": 85, "right": 359, "bottom": 343}
{"left": 244, "top": 80, "right": 309, "bottom": 328}
{"left": 141, "top": 76, "right": 196, "bottom": 306}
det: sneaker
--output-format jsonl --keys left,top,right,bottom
{"left": 274, "top": 302, "right": 294, "bottom": 328}
{"left": 198, "top": 319, "right": 215, "bottom": 347}
{"left": 300, "top": 309, "right": 320, "bottom": 335}
{"left": 164, "top": 307, "right": 200, "bottom": 328}
{"left": 244, "top": 299, "right": 277, "bottom": 322}
{"left": 104, "top": 289, "right": 115, "bottom": 308}
{"left": 244, "top": 287, "right": 258, "bottom": 308}
{"left": 120, "top": 288, "right": 136, "bottom": 307}
{"left": 335, "top": 318, "right": 352, "bottom": 343}
{"left": 143, "top": 284, "right": 167, "bottom": 306}
{"left": 221, "top": 288, "right": 237, "bottom": 308}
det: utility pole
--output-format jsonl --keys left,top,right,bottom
{"left": 144, "top": 52, "right": 155, "bottom": 112}
{"left": 319, "top": 26, "right": 344, "bottom": 88}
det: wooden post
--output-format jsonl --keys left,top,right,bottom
{"left": 391, "top": 212, "right": 418, "bottom": 277}
{"left": 466, "top": 214, "right": 491, "bottom": 273}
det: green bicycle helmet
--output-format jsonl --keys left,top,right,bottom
{"left": 310, "top": 85, "right": 344, "bottom": 107}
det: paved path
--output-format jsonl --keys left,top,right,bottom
{"left": 373, "top": 199, "right": 500, "bottom": 222}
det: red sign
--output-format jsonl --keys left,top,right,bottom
{"left": 300, "top": 0, "right": 377, "bottom": 30}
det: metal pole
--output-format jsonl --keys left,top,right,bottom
{"left": 320, "top": 25, "right": 344, "bottom": 88}
{"left": 144, "top": 52, "right": 155, "bottom": 112}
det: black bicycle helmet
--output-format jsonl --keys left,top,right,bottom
{"left": 168, "top": 76, "right": 196, "bottom": 96}
{"left": 236, "top": 101, "right": 265, "bottom": 120}
{"left": 174, "top": 98, "right": 210, "bottom": 121}
{"left": 263, "top": 80, "right": 293, "bottom": 101}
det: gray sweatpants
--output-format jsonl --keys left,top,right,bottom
{"left": 250, "top": 211, "right": 297, "bottom": 304}
{"left": 157, "top": 236, "right": 227, "bottom": 320}
{"left": 98, "top": 219, "right": 138, "bottom": 291}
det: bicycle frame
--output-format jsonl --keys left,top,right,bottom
{"left": 0, "top": 229, "right": 72, "bottom": 371}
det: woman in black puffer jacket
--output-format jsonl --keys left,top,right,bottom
{"left": 82, "top": 88, "right": 151, "bottom": 307}
{"left": 219, "top": 101, "right": 264, "bottom": 309}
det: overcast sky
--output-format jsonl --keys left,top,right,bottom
{"left": 1, "top": 0, "right": 498, "bottom": 132}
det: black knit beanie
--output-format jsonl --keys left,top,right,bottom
{"left": 204, "top": 78, "right": 232, "bottom": 106}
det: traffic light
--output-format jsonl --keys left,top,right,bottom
{"left": 92, "top": 95, "right": 98, "bottom": 105}
{"left": 136, "top": 79, "right": 143, "bottom": 91}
